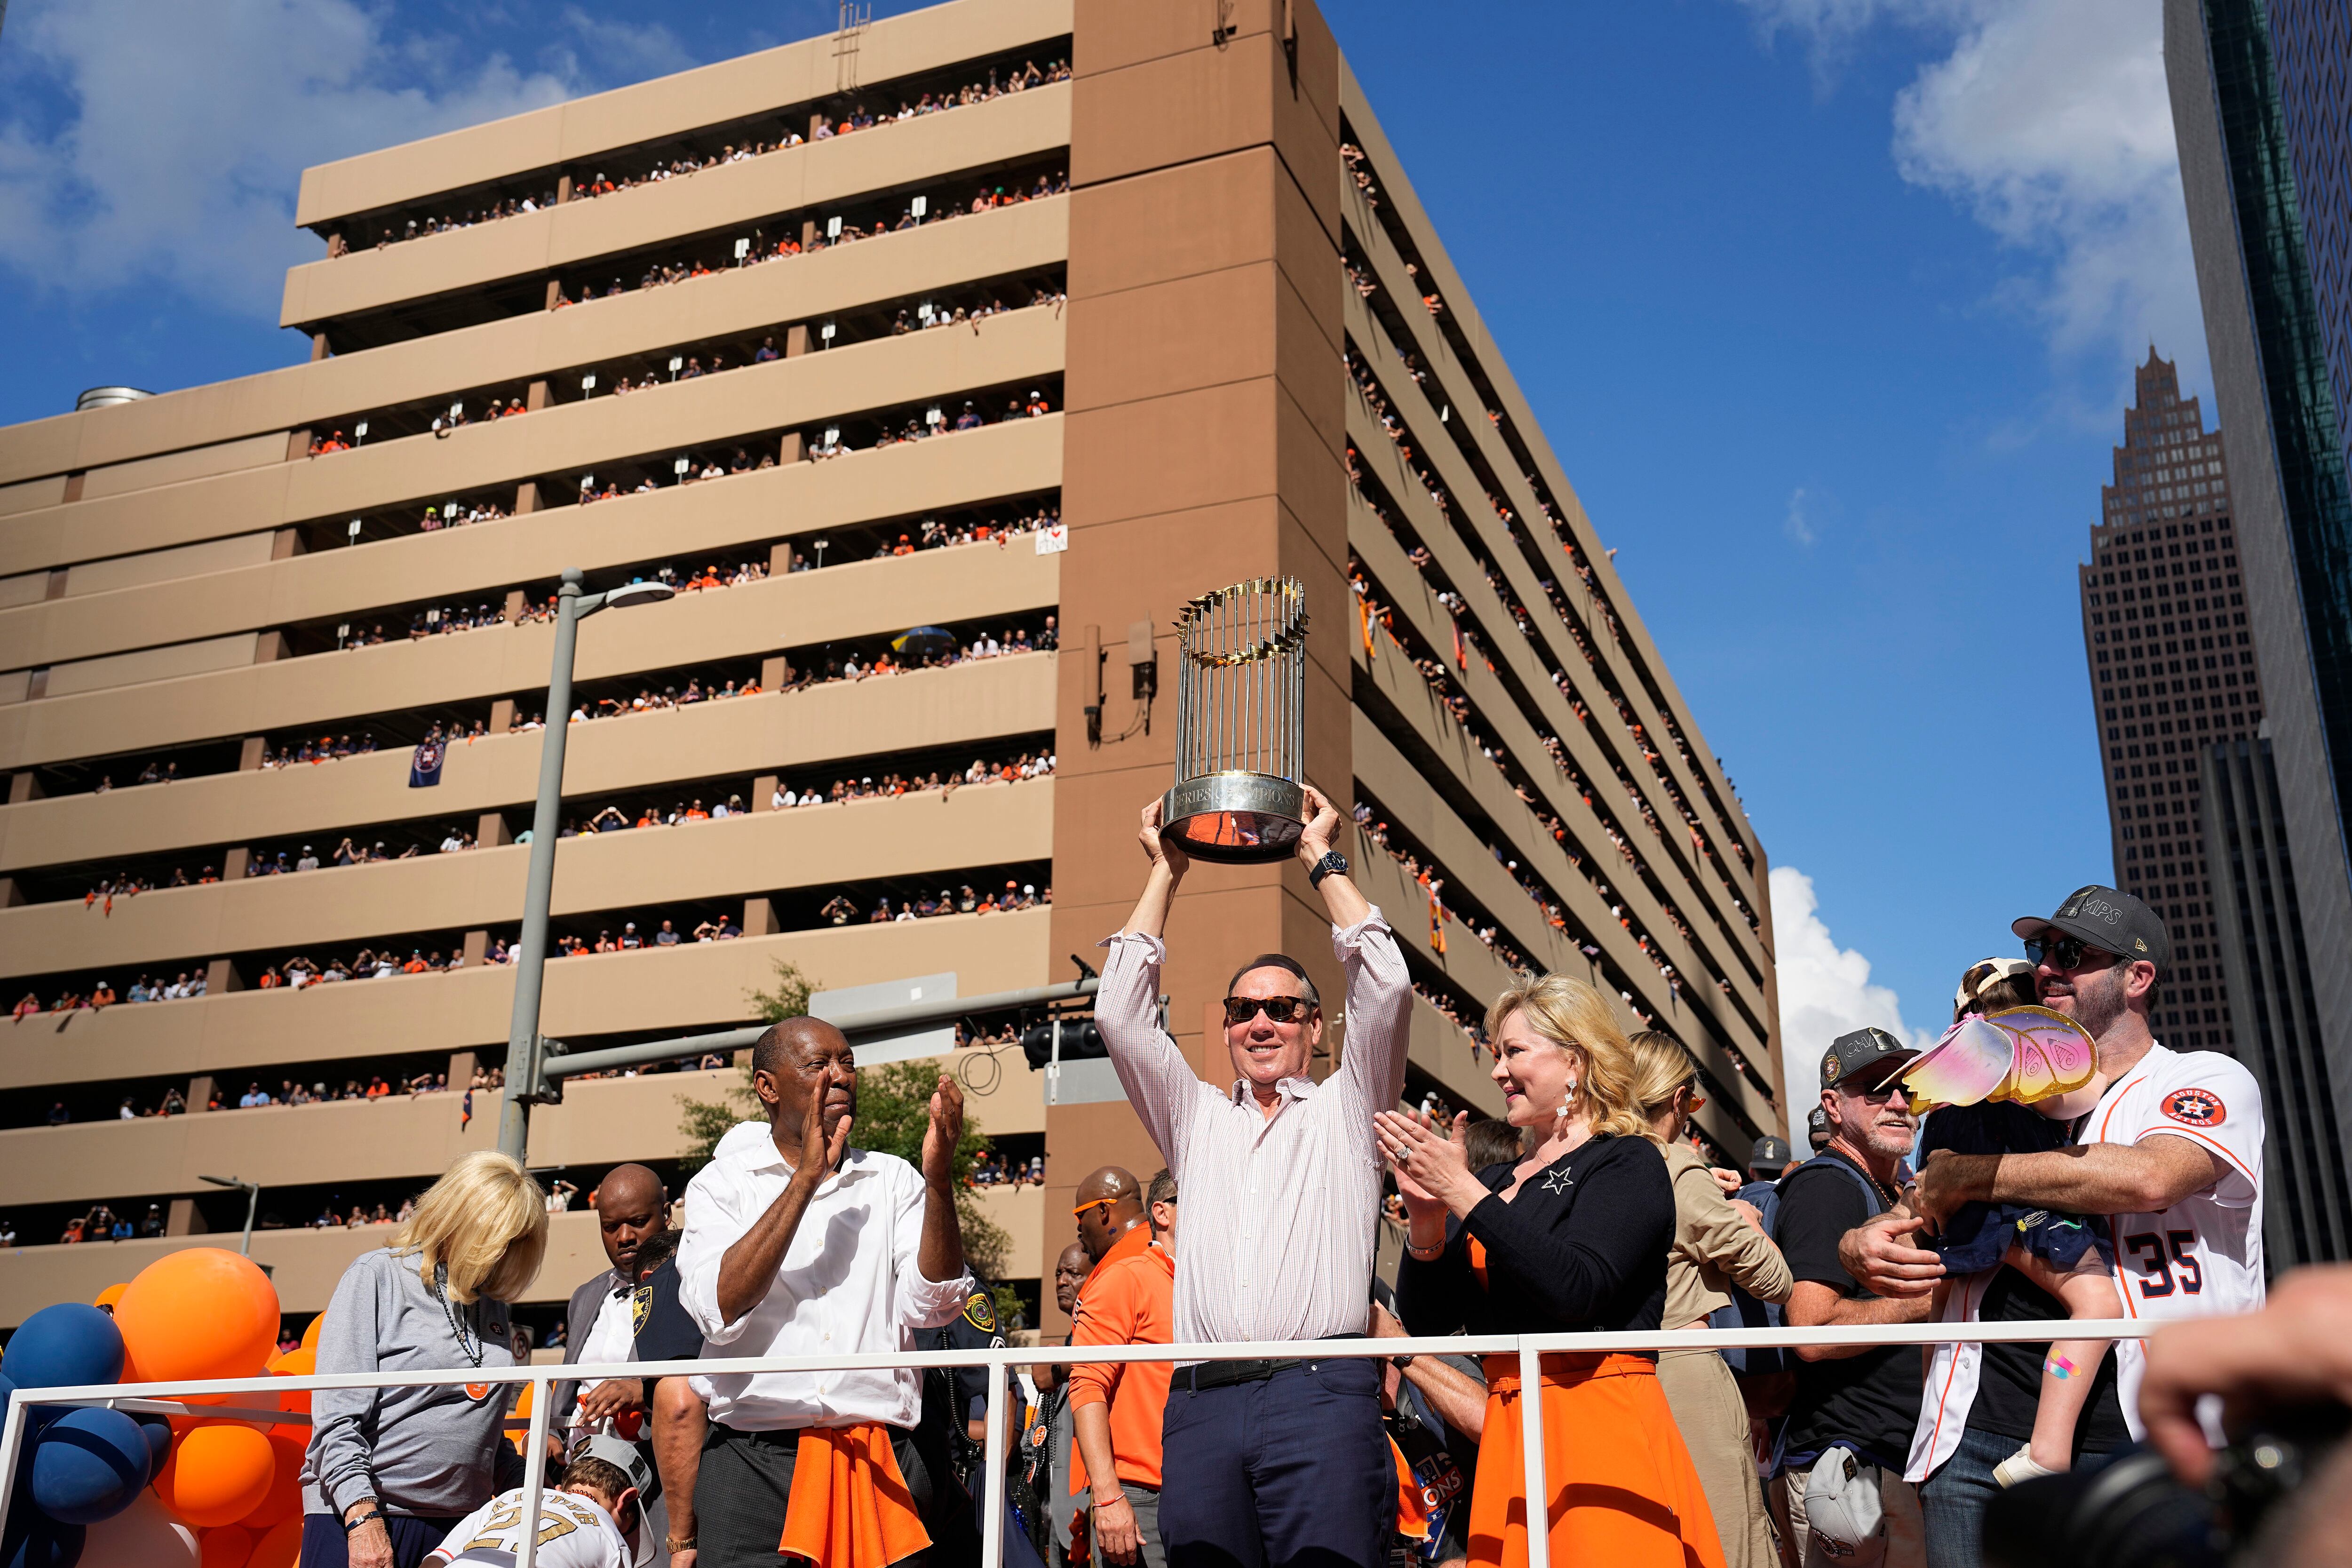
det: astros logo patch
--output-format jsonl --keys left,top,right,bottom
{"left": 2161, "top": 1087, "right": 2225, "bottom": 1127}
{"left": 1821, "top": 1051, "right": 1840, "bottom": 1086}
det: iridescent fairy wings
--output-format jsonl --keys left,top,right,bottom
{"left": 1900, "top": 1005, "right": 2097, "bottom": 1111}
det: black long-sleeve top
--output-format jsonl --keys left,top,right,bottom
{"left": 1395, "top": 1133, "right": 1674, "bottom": 1340}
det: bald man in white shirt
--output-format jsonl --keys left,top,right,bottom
{"left": 675, "top": 1017, "right": 978, "bottom": 1568}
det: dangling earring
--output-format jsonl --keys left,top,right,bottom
{"left": 1554, "top": 1079, "right": 1579, "bottom": 1128}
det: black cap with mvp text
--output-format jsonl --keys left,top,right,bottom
{"left": 1819, "top": 1027, "right": 1918, "bottom": 1092}
{"left": 2010, "top": 883, "right": 2172, "bottom": 972}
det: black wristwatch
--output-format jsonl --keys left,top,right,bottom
{"left": 1307, "top": 850, "right": 1349, "bottom": 888}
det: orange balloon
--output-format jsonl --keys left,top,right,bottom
{"left": 117, "top": 1250, "right": 279, "bottom": 1400}
{"left": 200, "top": 1524, "right": 255, "bottom": 1568}
{"left": 298, "top": 1314, "right": 323, "bottom": 1354}
{"left": 94, "top": 1283, "right": 129, "bottom": 1312}
{"left": 508, "top": 1380, "right": 535, "bottom": 1455}
{"left": 154, "top": 1425, "right": 276, "bottom": 1528}
{"left": 235, "top": 1433, "right": 306, "bottom": 1530}
{"left": 265, "top": 1348, "right": 314, "bottom": 1416}
{"left": 247, "top": 1520, "right": 302, "bottom": 1568}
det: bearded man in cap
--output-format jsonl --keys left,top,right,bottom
{"left": 1839, "top": 884, "right": 2268, "bottom": 1568}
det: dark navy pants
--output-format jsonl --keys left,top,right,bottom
{"left": 1159, "top": 1357, "right": 1394, "bottom": 1568}
{"left": 299, "top": 1512, "right": 461, "bottom": 1568}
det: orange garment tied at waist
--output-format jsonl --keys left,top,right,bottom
{"left": 779, "top": 1423, "right": 932, "bottom": 1568}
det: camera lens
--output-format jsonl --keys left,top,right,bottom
{"left": 1982, "top": 1449, "right": 2225, "bottom": 1568}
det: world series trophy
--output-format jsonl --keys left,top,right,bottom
{"left": 1159, "top": 576, "right": 1311, "bottom": 863}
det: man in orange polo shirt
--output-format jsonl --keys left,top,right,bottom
{"left": 1068, "top": 1166, "right": 1178, "bottom": 1568}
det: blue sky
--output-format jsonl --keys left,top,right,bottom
{"left": 0, "top": 0, "right": 2199, "bottom": 1135}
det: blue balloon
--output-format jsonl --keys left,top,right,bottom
{"left": 0, "top": 1512, "right": 84, "bottom": 1568}
{"left": 3, "top": 1309, "right": 122, "bottom": 1394}
{"left": 130, "top": 1418, "right": 170, "bottom": 1486}
{"left": 28, "top": 1409, "right": 147, "bottom": 1526}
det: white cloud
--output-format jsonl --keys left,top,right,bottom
{"left": 1769, "top": 865, "right": 1931, "bottom": 1145}
{"left": 0, "top": 0, "right": 584, "bottom": 319}
{"left": 1731, "top": 0, "right": 2207, "bottom": 396}
{"left": 1785, "top": 485, "right": 1819, "bottom": 546}
{"left": 551, "top": 9, "right": 698, "bottom": 83}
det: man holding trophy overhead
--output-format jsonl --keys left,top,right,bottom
{"left": 1090, "top": 581, "right": 1411, "bottom": 1568}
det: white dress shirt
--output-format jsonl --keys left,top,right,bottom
{"left": 567, "top": 1288, "right": 635, "bottom": 1431}
{"left": 676, "top": 1124, "right": 972, "bottom": 1431}
{"left": 1096, "top": 909, "right": 1412, "bottom": 1350}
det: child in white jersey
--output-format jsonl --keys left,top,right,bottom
{"left": 1909, "top": 960, "right": 2120, "bottom": 1486}
{"left": 425, "top": 1452, "right": 646, "bottom": 1568}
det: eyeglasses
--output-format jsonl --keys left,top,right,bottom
{"left": 2024, "top": 933, "right": 2119, "bottom": 973}
{"left": 1223, "top": 995, "right": 1313, "bottom": 1027}
{"left": 1072, "top": 1197, "right": 1120, "bottom": 1220}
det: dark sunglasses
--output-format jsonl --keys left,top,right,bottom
{"left": 2025, "top": 933, "right": 2119, "bottom": 973}
{"left": 1845, "top": 1082, "right": 1909, "bottom": 1106}
{"left": 1223, "top": 995, "right": 1314, "bottom": 1027}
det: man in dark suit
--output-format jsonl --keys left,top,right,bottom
{"left": 552, "top": 1163, "right": 671, "bottom": 1441}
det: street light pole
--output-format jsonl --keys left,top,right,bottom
{"left": 498, "top": 568, "right": 673, "bottom": 1162}
{"left": 198, "top": 1175, "right": 261, "bottom": 1255}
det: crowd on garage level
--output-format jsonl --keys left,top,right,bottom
{"left": 338, "top": 57, "right": 1073, "bottom": 255}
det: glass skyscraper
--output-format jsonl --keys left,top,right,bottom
{"left": 2166, "top": 0, "right": 2352, "bottom": 1266}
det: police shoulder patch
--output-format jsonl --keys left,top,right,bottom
{"left": 963, "top": 1291, "right": 996, "bottom": 1332}
{"left": 632, "top": 1282, "right": 653, "bottom": 1336}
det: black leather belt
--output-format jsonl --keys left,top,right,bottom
{"left": 1174, "top": 1358, "right": 1304, "bottom": 1392}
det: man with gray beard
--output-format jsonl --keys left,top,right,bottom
{"left": 1769, "top": 1027, "right": 1928, "bottom": 1568}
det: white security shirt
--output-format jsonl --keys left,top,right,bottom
{"left": 425, "top": 1487, "right": 630, "bottom": 1568}
{"left": 1908, "top": 1043, "right": 2265, "bottom": 1480}
{"left": 676, "top": 1128, "right": 972, "bottom": 1431}
{"left": 568, "top": 1287, "right": 636, "bottom": 1431}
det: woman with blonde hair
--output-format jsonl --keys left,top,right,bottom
{"left": 1379, "top": 973, "right": 1726, "bottom": 1568}
{"left": 1627, "top": 1028, "right": 1793, "bottom": 1568}
{"left": 302, "top": 1151, "right": 549, "bottom": 1568}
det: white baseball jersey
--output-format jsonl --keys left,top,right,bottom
{"left": 2084, "top": 1044, "right": 2265, "bottom": 1422}
{"left": 1908, "top": 1043, "right": 2265, "bottom": 1481}
{"left": 425, "top": 1488, "right": 631, "bottom": 1568}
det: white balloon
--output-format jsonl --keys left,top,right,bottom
{"left": 79, "top": 1491, "right": 199, "bottom": 1568}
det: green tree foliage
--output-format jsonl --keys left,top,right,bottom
{"left": 679, "top": 958, "right": 1017, "bottom": 1300}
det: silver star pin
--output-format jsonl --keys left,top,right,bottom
{"left": 1539, "top": 1166, "right": 1575, "bottom": 1195}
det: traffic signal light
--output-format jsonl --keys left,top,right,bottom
{"left": 1020, "top": 1018, "right": 1106, "bottom": 1070}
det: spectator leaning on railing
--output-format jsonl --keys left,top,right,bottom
{"left": 1773, "top": 1027, "right": 1927, "bottom": 1568}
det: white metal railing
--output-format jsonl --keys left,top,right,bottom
{"left": 0, "top": 1319, "right": 2159, "bottom": 1568}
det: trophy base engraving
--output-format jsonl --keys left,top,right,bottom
{"left": 1160, "top": 772, "right": 1305, "bottom": 864}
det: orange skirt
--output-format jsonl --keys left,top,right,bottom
{"left": 1470, "top": 1353, "right": 1727, "bottom": 1568}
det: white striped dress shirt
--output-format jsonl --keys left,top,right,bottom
{"left": 1096, "top": 909, "right": 1413, "bottom": 1350}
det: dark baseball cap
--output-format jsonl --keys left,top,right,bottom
{"left": 1818, "top": 1027, "right": 1918, "bottom": 1092}
{"left": 2010, "top": 884, "right": 2171, "bottom": 972}
{"left": 1805, "top": 1106, "right": 1830, "bottom": 1148}
{"left": 1748, "top": 1135, "right": 1791, "bottom": 1173}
